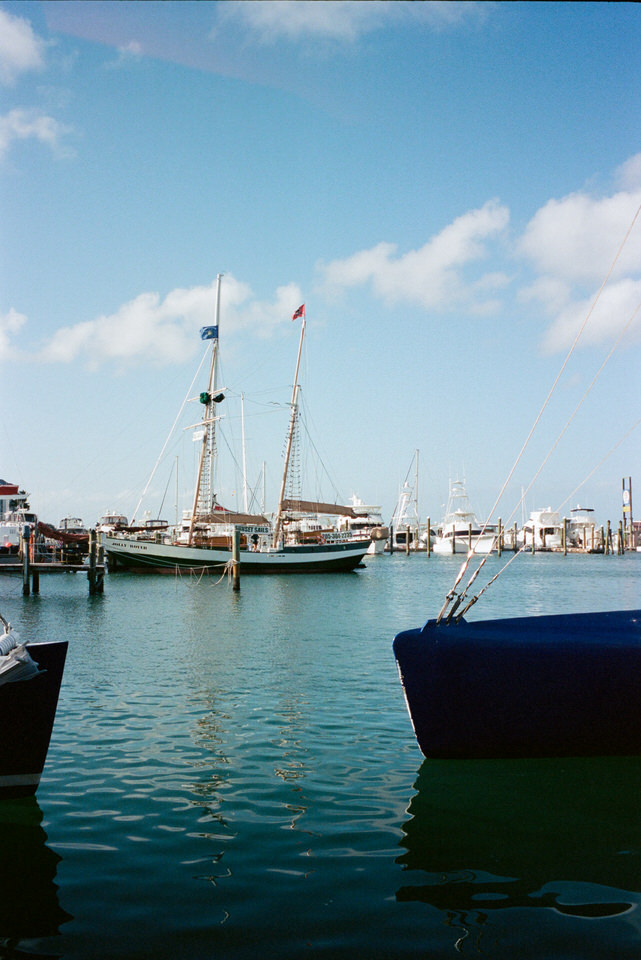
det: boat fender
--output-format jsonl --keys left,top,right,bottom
{"left": 0, "top": 642, "right": 41, "bottom": 685}
{"left": 0, "top": 629, "right": 19, "bottom": 656}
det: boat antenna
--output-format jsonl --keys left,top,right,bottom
{"left": 273, "top": 305, "right": 306, "bottom": 547}
{"left": 189, "top": 273, "right": 223, "bottom": 544}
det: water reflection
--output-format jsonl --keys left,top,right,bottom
{"left": 397, "top": 757, "right": 641, "bottom": 920}
{"left": 0, "top": 796, "right": 72, "bottom": 956}
{"left": 188, "top": 688, "right": 313, "bottom": 831}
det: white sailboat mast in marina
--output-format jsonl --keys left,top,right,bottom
{"left": 272, "top": 308, "right": 306, "bottom": 548}
{"left": 188, "top": 273, "right": 224, "bottom": 545}
{"left": 101, "top": 290, "right": 370, "bottom": 573}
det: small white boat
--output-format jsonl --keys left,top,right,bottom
{"left": 96, "top": 512, "right": 129, "bottom": 533}
{"left": 432, "top": 479, "right": 496, "bottom": 555}
{"left": 58, "top": 517, "right": 87, "bottom": 536}
{"left": 567, "top": 505, "right": 600, "bottom": 550}
{"left": 518, "top": 507, "right": 562, "bottom": 551}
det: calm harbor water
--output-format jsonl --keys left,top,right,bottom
{"left": 1, "top": 551, "right": 640, "bottom": 959}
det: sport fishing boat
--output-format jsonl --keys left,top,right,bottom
{"left": 388, "top": 451, "right": 421, "bottom": 550}
{"left": 102, "top": 279, "right": 371, "bottom": 574}
{"left": 0, "top": 611, "right": 67, "bottom": 796}
{"left": 431, "top": 478, "right": 496, "bottom": 555}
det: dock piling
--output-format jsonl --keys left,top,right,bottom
{"left": 87, "top": 530, "right": 105, "bottom": 594}
{"left": 232, "top": 529, "right": 240, "bottom": 591}
{"left": 22, "top": 526, "right": 30, "bottom": 596}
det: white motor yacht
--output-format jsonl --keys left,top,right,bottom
{"left": 432, "top": 479, "right": 496, "bottom": 555}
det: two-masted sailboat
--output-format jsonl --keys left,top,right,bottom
{"left": 102, "top": 276, "right": 371, "bottom": 574}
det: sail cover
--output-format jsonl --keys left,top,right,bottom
{"left": 281, "top": 499, "right": 357, "bottom": 518}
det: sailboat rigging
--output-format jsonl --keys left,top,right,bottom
{"left": 102, "top": 278, "right": 371, "bottom": 574}
{"left": 392, "top": 202, "right": 641, "bottom": 759}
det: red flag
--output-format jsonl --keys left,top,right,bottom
{"left": 292, "top": 304, "right": 305, "bottom": 321}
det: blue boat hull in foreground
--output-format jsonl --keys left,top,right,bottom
{"left": 393, "top": 609, "right": 641, "bottom": 759}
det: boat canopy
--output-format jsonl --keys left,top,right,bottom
{"left": 197, "top": 510, "right": 270, "bottom": 526}
{"left": 281, "top": 499, "right": 357, "bottom": 518}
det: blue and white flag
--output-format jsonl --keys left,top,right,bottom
{"left": 200, "top": 325, "right": 219, "bottom": 340}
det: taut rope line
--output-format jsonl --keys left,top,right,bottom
{"left": 132, "top": 345, "right": 210, "bottom": 523}
{"left": 504, "top": 299, "right": 641, "bottom": 531}
{"left": 437, "top": 200, "right": 641, "bottom": 623}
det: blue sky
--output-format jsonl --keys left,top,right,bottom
{"left": 1, "top": 1, "right": 640, "bottom": 529}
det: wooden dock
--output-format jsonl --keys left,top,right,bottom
{"left": 0, "top": 530, "right": 105, "bottom": 595}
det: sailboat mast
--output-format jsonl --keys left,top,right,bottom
{"left": 241, "top": 393, "right": 249, "bottom": 513}
{"left": 415, "top": 448, "right": 420, "bottom": 530}
{"left": 189, "top": 273, "right": 223, "bottom": 545}
{"left": 272, "top": 315, "right": 306, "bottom": 547}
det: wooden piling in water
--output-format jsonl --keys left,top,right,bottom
{"left": 88, "top": 530, "right": 96, "bottom": 593}
{"left": 97, "top": 543, "right": 105, "bottom": 592}
{"left": 426, "top": 517, "right": 431, "bottom": 557}
{"left": 22, "top": 527, "right": 30, "bottom": 596}
{"left": 87, "top": 530, "right": 105, "bottom": 594}
{"left": 405, "top": 526, "right": 411, "bottom": 556}
{"left": 232, "top": 529, "right": 240, "bottom": 591}
{"left": 497, "top": 518, "right": 502, "bottom": 557}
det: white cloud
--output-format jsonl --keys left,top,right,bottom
{"left": 319, "top": 200, "right": 510, "bottom": 311}
{"left": 519, "top": 276, "right": 572, "bottom": 315}
{"left": 517, "top": 166, "right": 641, "bottom": 350}
{"left": 36, "top": 275, "right": 304, "bottom": 368}
{"left": 218, "top": 0, "right": 487, "bottom": 43}
{"left": 104, "top": 40, "right": 144, "bottom": 70}
{"left": 0, "top": 107, "right": 74, "bottom": 159}
{"left": 119, "top": 40, "right": 143, "bottom": 58}
{"left": 541, "top": 279, "right": 641, "bottom": 354}
{"left": 0, "top": 8, "right": 46, "bottom": 85}
{"left": 615, "top": 153, "right": 641, "bottom": 191}
{"left": 518, "top": 187, "right": 641, "bottom": 287}
{"left": 0, "top": 308, "right": 26, "bottom": 361}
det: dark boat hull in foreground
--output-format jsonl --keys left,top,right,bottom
{"left": 0, "top": 640, "right": 68, "bottom": 796}
{"left": 393, "top": 609, "right": 641, "bottom": 759}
